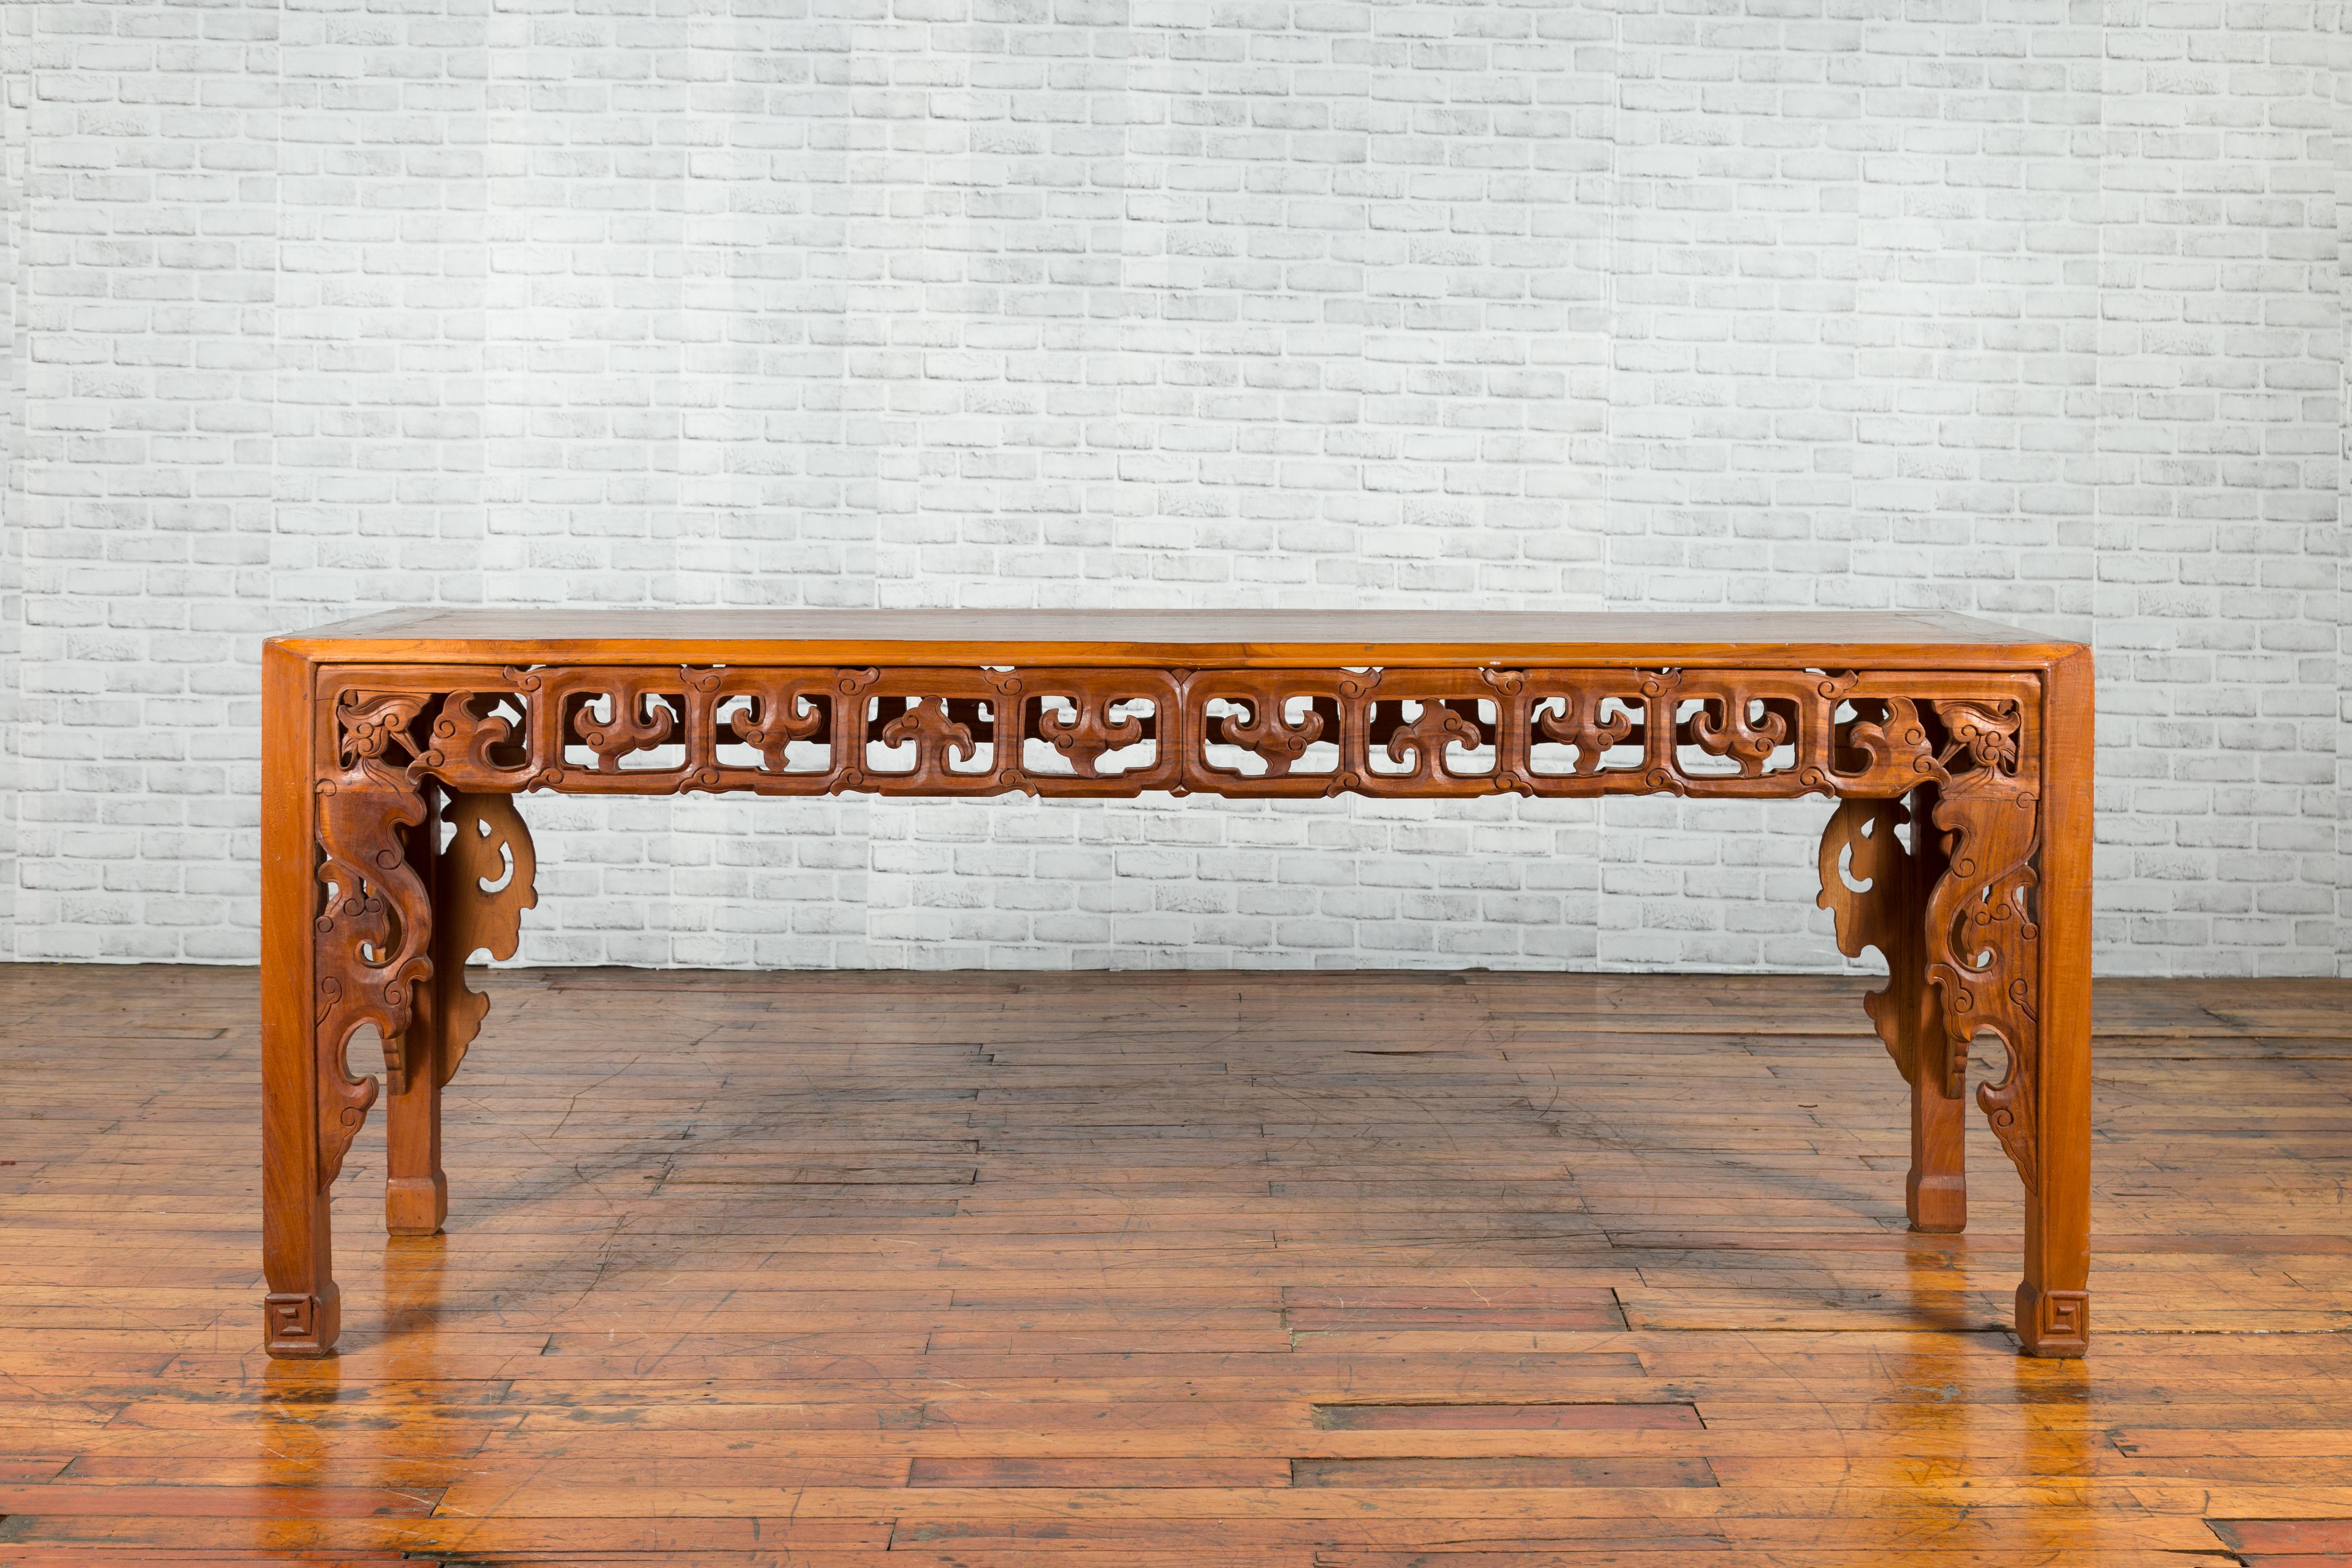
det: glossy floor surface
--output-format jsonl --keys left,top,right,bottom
{"left": 3, "top": 965, "right": 2348, "bottom": 1566}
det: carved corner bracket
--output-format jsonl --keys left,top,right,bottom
{"left": 1815, "top": 691, "right": 2044, "bottom": 1191}
{"left": 313, "top": 689, "right": 542, "bottom": 1192}
{"left": 433, "top": 793, "right": 538, "bottom": 1088}
{"left": 1817, "top": 791, "right": 1951, "bottom": 1094}
{"left": 313, "top": 694, "right": 434, "bottom": 1191}
{"left": 1928, "top": 703, "right": 2043, "bottom": 1193}
{"left": 318, "top": 664, "right": 2046, "bottom": 1194}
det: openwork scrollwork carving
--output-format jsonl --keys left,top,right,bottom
{"left": 432, "top": 793, "right": 538, "bottom": 1089}
{"left": 1522, "top": 678, "right": 1634, "bottom": 779}
{"left": 313, "top": 694, "right": 434, "bottom": 1190}
{"left": 312, "top": 687, "right": 545, "bottom": 1190}
{"left": 715, "top": 672, "right": 828, "bottom": 773}
{"left": 317, "top": 662, "right": 2048, "bottom": 1192}
{"left": 1816, "top": 692, "right": 2043, "bottom": 1191}
{"left": 1923, "top": 698, "right": 2043, "bottom": 1191}
{"left": 330, "top": 663, "right": 1987, "bottom": 805}
{"left": 1688, "top": 690, "right": 1791, "bottom": 775}
{"left": 1036, "top": 695, "right": 1146, "bottom": 779}
{"left": 1818, "top": 793, "right": 1949, "bottom": 1096}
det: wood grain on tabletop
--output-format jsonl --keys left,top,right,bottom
{"left": 270, "top": 606, "right": 2076, "bottom": 671}
{"left": 2, "top": 964, "right": 2339, "bottom": 1565}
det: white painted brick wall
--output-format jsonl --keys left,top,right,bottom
{"left": 2339, "top": 4, "right": 2351, "bottom": 973}
{"left": 1, "top": 0, "right": 2343, "bottom": 976}
{"left": 2, "top": 0, "right": 25, "bottom": 951}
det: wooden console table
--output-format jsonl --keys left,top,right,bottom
{"left": 260, "top": 610, "right": 2094, "bottom": 1358}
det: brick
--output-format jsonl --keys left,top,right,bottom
{"left": 0, "top": 0, "right": 2339, "bottom": 977}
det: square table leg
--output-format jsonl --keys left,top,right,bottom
{"left": 385, "top": 785, "right": 449, "bottom": 1237}
{"left": 2017, "top": 647, "right": 2093, "bottom": 1357}
{"left": 1908, "top": 1072, "right": 1967, "bottom": 1234}
{"left": 260, "top": 642, "right": 341, "bottom": 1357}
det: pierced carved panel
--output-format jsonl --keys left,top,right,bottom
{"left": 1816, "top": 692, "right": 2044, "bottom": 1192}
{"left": 1817, "top": 793, "right": 1951, "bottom": 1095}
{"left": 312, "top": 695, "right": 434, "bottom": 1191}
{"left": 325, "top": 664, "right": 2021, "bottom": 805}
{"left": 1927, "top": 710, "right": 2043, "bottom": 1193}
{"left": 315, "top": 662, "right": 2050, "bottom": 1194}
{"left": 433, "top": 793, "right": 538, "bottom": 1089}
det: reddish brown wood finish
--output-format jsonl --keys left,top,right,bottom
{"left": 1909, "top": 1072, "right": 1969, "bottom": 1235}
{"left": 259, "top": 640, "right": 335, "bottom": 1356}
{"left": 2018, "top": 646, "right": 2095, "bottom": 1356}
{"left": 1813, "top": 789, "right": 1969, "bottom": 1234}
{"left": 258, "top": 610, "right": 2095, "bottom": 1360}
{"left": 384, "top": 788, "right": 540, "bottom": 1241}
{"left": 381, "top": 784, "right": 445, "bottom": 1237}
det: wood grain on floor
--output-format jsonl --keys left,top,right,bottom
{"left": 1, "top": 964, "right": 2345, "bottom": 1566}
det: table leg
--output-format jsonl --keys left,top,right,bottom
{"left": 384, "top": 1048, "right": 448, "bottom": 1235}
{"left": 265, "top": 671, "right": 436, "bottom": 1357}
{"left": 1907, "top": 1072, "right": 1966, "bottom": 1234}
{"left": 385, "top": 791, "right": 539, "bottom": 1242}
{"left": 386, "top": 784, "right": 449, "bottom": 1237}
{"left": 2017, "top": 649, "right": 2093, "bottom": 1357}
{"left": 1817, "top": 789, "right": 1968, "bottom": 1234}
{"left": 1899, "top": 783, "right": 1965, "bottom": 1236}
{"left": 261, "top": 643, "right": 340, "bottom": 1356}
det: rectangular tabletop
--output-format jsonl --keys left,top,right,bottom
{"left": 275, "top": 608, "right": 2076, "bottom": 670}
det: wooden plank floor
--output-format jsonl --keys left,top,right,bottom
{"left": 2, "top": 965, "right": 2347, "bottom": 1567}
